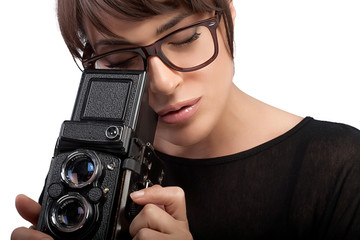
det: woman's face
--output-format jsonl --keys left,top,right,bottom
{"left": 84, "top": 8, "right": 235, "bottom": 156}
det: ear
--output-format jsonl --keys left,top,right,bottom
{"left": 228, "top": 0, "right": 236, "bottom": 23}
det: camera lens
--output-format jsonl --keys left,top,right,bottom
{"left": 67, "top": 157, "right": 94, "bottom": 184}
{"left": 50, "top": 193, "right": 92, "bottom": 233}
{"left": 62, "top": 150, "right": 101, "bottom": 188}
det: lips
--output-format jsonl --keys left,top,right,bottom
{"left": 157, "top": 98, "right": 201, "bottom": 124}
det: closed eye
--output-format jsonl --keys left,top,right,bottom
{"left": 104, "top": 55, "right": 140, "bottom": 69}
{"left": 169, "top": 32, "right": 201, "bottom": 46}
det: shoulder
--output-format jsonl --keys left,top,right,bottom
{"left": 297, "top": 118, "right": 360, "bottom": 167}
{"left": 307, "top": 118, "right": 360, "bottom": 136}
{"left": 289, "top": 118, "right": 360, "bottom": 196}
{"left": 299, "top": 117, "right": 360, "bottom": 153}
{"left": 294, "top": 118, "right": 360, "bottom": 199}
{"left": 290, "top": 118, "right": 360, "bottom": 238}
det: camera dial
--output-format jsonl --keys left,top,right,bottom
{"left": 105, "top": 126, "right": 122, "bottom": 140}
{"left": 61, "top": 150, "right": 102, "bottom": 188}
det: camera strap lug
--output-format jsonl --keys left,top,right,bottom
{"left": 122, "top": 138, "right": 157, "bottom": 175}
{"left": 122, "top": 158, "right": 142, "bottom": 175}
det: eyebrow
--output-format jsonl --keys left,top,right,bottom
{"left": 94, "top": 12, "right": 192, "bottom": 50}
{"left": 94, "top": 38, "right": 131, "bottom": 50}
{"left": 156, "top": 12, "right": 192, "bottom": 35}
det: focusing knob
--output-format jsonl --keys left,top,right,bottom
{"left": 127, "top": 200, "right": 143, "bottom": 221}
{"left": 48, "top": 183, "right": 64, "bottom": 199}
{"left": 126, "top": 182, "right": 147, "bottom": 220}
{"left": 88, "top": 187, "right": 103, "bottom": 203}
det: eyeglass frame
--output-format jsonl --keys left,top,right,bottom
{"left": 82, "top": 11, "right": 222, "bottom": 72}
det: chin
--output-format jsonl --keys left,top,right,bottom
{"left": 153, "top": 119, "right": 214, "bottom": 153}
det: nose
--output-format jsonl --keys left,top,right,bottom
{"left": 147, "top": 56, "right": 183, "bottom": 95}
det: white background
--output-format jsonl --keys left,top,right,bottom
{"left": 1, "top": 0, "right": 359, "bottom": 238}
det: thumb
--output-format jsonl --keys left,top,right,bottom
{"left": 130, "top": 185, "right": 188, "bottom": 221}
{"left": 15, "top": 194, "right": 41, "bottom": 227}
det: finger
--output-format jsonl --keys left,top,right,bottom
{"left": 130, "top": 185, "right": 187, "bottom": 221}
{"left": 132, "top": 228, "right": 168, "bottom": 240}
{"left": 11, "top": 227, "right": 53, "bottom": 240}
{"left": 129, "top": 203, "right": 180, "bottom": 235}
{"left": 15, "top": 194, "right": 41, "bottom": 227}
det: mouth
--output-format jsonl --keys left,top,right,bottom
{"left": 157, "top": 97, "right": 201, "bottom": 124}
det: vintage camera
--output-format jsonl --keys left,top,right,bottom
{"left": 37, "top": 69, "right": 163, "bottom": 239}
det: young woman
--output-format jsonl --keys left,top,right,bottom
{"left": 12, "top": 0, "right": 360, "bottom": 239}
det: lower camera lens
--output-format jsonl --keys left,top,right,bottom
{"left": 61, "top": 150, "right": 101, "bottom": 188}
{"left": 58, "top": 199, "right": 85, "bottom": 226}
{"left": 50, "top": 193, "right": 92, "bottom": 233}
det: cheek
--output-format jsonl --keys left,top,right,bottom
{"left": 201, "top": 41, "right": 234, "bottom": 103}
{"left": 161, "top": 64, "right": 232, "bottom": 144}
{"left": 193, "top": 34, "right": 235, "bottom": 125}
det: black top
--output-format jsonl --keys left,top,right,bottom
{"left": 157, "top": 117, "right": 360, "bottom": 239}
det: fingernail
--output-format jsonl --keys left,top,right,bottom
{"left": 130, "top": 190, "right": 144, "bottom": 199}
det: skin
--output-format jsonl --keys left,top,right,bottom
{"left": 12, "top": 2, "right": 303, "bottom": 239}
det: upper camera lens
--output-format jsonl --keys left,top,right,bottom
{"left": 61, "top": 150, "right": 101, "bottom": 188}
{"left": 67, "top": 156, "right": 94, "bottom": 184}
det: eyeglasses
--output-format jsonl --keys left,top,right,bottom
{"left": 82, "top": 12, "right": 221, "bottom": 72}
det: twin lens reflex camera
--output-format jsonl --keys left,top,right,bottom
{"left": 36, "top": 69, "right": 164, "bottom": 239}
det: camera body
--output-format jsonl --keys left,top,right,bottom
{"left": 37, "top": 70, "right": 163, "bottom": 239}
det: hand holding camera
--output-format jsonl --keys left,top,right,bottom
{"left": 129, "top": 185, "right": 193, "bottom": 240}
{"left": 12, "top": 185, "right": 193, "bottom": 240}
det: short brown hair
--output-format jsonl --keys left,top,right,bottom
{"left": 57, "top": 0, "right": 234, "bottom": 60}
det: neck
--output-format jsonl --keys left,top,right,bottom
{"left": 154, "top": 84, "right": 302, "bottom": 159}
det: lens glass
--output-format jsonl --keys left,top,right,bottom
{"left": 95, "top": 50, "right": 145, "bottom": 70}
{"left": 68, "top": 156, "right": 94, "bottom": 185}
{"left": 161, "top": 25, "right": 215, "bottom": 69}
{"left": 63, "top": 152, "right": 97, "bottom": 188}
{"left": 57, "top": 198, "right": 85, "bottom": 228}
